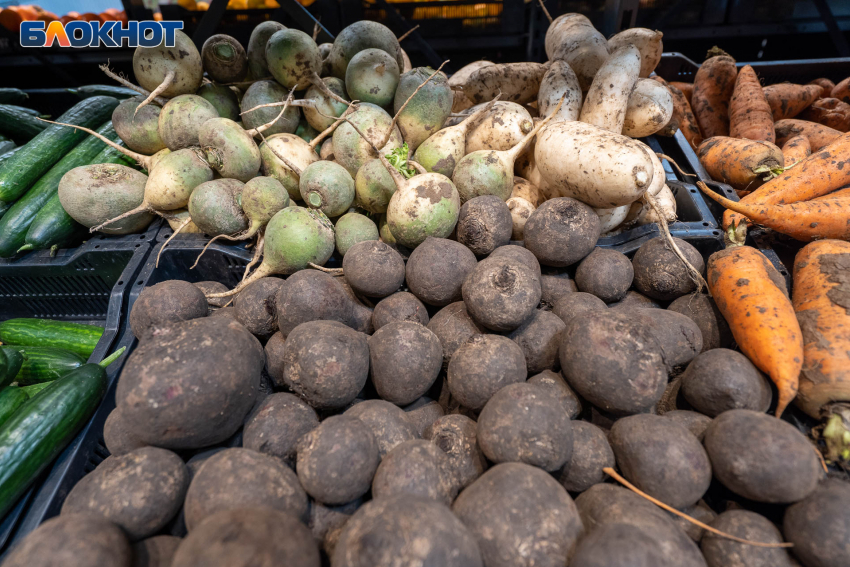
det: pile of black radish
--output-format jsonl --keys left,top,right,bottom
{"left": 2, "top": 15, "right": 849, "bottom": 567}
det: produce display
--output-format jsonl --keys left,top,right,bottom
{"left": 0, "top": 9, "right": 848, "bottom": 567}
{"left": 0, "top": 6, "right": 127, "bottom": 32}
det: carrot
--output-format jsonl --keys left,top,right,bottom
{"left": 831, "top": 77, "right": 850, "bottom": 104}
{"left": 697, "top": 136, "right": 783, "bottom": 191}
{"left": 707, "top": 245, "right": 802, "bottom": 416}
{"left": 701, "top": 180, "right": 850, "bottom": 242}
{"left": 670, "top": 81, "right": 693, "bottom": 104}
{"left": 791, "top": 240, "right": 850, "bottom": 423}
{"left": 691, "top": 52, "right": 737, "bottom": 139}
{"left": 815, "top": 187, "right": 850, "bottom": 200}
{"left": 653, "top": 75, "right": 702, "bottom": 150}
{"left": 722, "top": 132, "right": 850, "bottom": 233}
{"left": 799, "top": 98, "right": 850, "bottom": 132}
{"left": 728, "top": 65, "right": 774, "bottom": 143}
{"left": 810, "top": 78, "right": 836, "bottom": 93}
{"left": 775, "top": 119, "right": 842, "bottom": 151}
{"left": 781, "top": 134, "right": 811, "bottom": 167}
{"left": 763, "top": 83, "right": 823, "bottom": 121}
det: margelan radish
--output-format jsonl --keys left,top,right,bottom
{"left": 246, "top": 21, "right": 285, "bottom": 80}
{"left": 452, "top": 97, "right": 564, "bottom": 203}
{"left": 201, "top": 34, "right": 248, "bottom": 84}
{"left": 133, "top": 30, "right": 203, "bottom": 113}
{"left": 393, "top": 66, "right": 453, "bottom": 151}
{"left": 265, "top": 28, "right": 349, "bottom": 106}
{"left": 112, "top": 97, "right": 166, "bottom": 155}
{"left": 241, "top": 80, "right": 301, "bottom": 137}
{"left": 354, "top": 158, "right": 396, "bottom": 213}
{"left": 158, "top": 94, "right": 219, "bottom": 151}
{"left": 345, "top": 48, "right": 400, "bottom": 108}
{"left": 188, "top": 178, "right": 248, "bottom": 238}
{"left": 300, "top": 161, "right": 355, "bottom": 217}
{"left": 199, "top": 118, "right": 261, "bottom": 182}
{"left": 326, "top": 21, "right": 404, "bottom": 80}
{"left": 332, "top": 102, "right": 403, "bottom": 176}
{"left": 207, "top": 206, "right": 336, "bottom": 298}
{"left": 303, "top": 78, "right": 349, "bottom": 131}
{"left": 196, "top": 83, "right": 240, "bottom": 121}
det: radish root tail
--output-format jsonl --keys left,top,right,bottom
{"left": 309, "top": 101, "right": 360, "bottom": 150}
{"left": 37, "top": 118, "right": 150, "bottom": 168}
{"left": 397, "top": 25, "right": 420, "bottom": 42}
{"left": 156, "top": 217, "right": 192, "bottom": 268}
{"left": 377, "top": 60, "right": 450, "bottom": 149}
{"left": 537, "top": 0, "right": 553, "bottom": 24}
{"left": 89, "top": 203, "right": 152, "bottom": 233}
{"left": 191, "top": 231, "right": 250, "bottom": 269}
{"left": 310, "top": 71, "right": 351, "bottom": 106}
{"left": 308, "top": 262, "right": 343, "bottom": 275}
{"left": 656, "top": 153, "right": 696, "bottom": 178}
{"left": 135, "top": 70, "right": 174, "bottom": 116}
{"left": 603, "top": 467, "right": 793, "bottom": 548}
{"left": 242, "top": 232, "right": 265, "bottom": 283}
{"left": 645, "top": 192, "right": 708, "bottom": 294}
{"left": 99, "top": 63, "right": 169, "bottom": 106}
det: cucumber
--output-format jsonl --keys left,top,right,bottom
{"left": 0, "top": 347, "right": 125, "bottom": 518}
{"left": 0, "top": 120, "right": 118, "bottom": 257}
{"left": 1, "top": 106, "right": 41, "bottom": 118}
{"left": 20, "top": 382, "right": 51, "bottom": 398}
{"left": 0, "top": 105, "right": 48, "bottom": 141}
{"left": 0, "top": 346, "right": 85, "bottom": 385}
{"left": 0, "top": 201, "right": 10, "bottom": 219}
{"left": 0, "top": 348, "right": 24, "bottom": 390}
{"left": 0, "top": 96, "right": 119, "bottom": 203}
{"left": 89, "top": 137, "right": 138, "bottom": 169}
{"left": 0, "top": 388, "right": 28, "bottom": 428}
{"left": 70, "top": 85, "right": 140, "bottom": 100}
{"left": 0, "top": 89, "right": 27, "bottom": 105}
{"left": 0, "top": 146, "right": 21, "bottom": 165}
{"left": 0, "top": 141, "right": 15, "bottom": 155}
{"left": 0, "top": 319, "right": 104, "bottom": 359}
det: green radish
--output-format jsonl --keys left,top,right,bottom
{"left": 295, "top": 120, "right": 320, "bottom": 145}
{"left": 1, "top": 346, "right": 85, "bottom": 385}
{"left": 260, "top": 133, "right": 321, "bottom": 201}
{"left": 354, "top": 158, "right": 396, "bottom": 214}
{"left": 0, "top": 347, "right": 125, "bottom": 518}
{"left": 188, "top": 178, "right": 248, "bottom": 237}
{"left": 378, "top": 214, "right": 402, "bottom": 249}
{"left": 197, "top": 83, "right": 240, "bottom": 121}
{"left": 199, "top": 117, "right": 261, "bottom": 182}
{"left": 332, "top": 102, "right": 403, "bottom": 176}
{"left": 247, "top": 21, "right": 286, "bottom": 80}
{"left": 413, "top": 96, "right": 499, "bottom": 177}
{"left": 326, "top": 21, "right": 404, "bottom": 80}
{"left": 302, "top": 77, "right": 349, "bottom": 131}
{"left": 0, "top": 348, "right": 24, "bottom": 390}
{"left": 452, "top": 96, "right": 563, "bottom": 203}
{"left": 202, "top": 34, "right": 247, "bottom": 84}
{"left": 0, "top": 387, "right": 27, "bottom": 428}
{"left": 133, "top": 29, "right": 203, "bottom": 113}
{"left": 393, "top": 67, "right": 453, "bottom": 151}
{"left": 111, "top": 97, "right": 166, "bottom": 155}
{"left": 265, "top": 29, "right": 348, "bottom": 106}
{"left": 345, "top": 48, "right": 400, "bottom": 109}
{"left": 335, "top": 211, "right": 379, "bottom": 256}
{"left": 158, "top": 94, "right": 219, "bottom": 151}
{"left": 300, "top": 160, "right": 355, "bottom": 217}
{"left": 207, "top": 206, "right": 336, "bottom": 299}
{"left": 0, "top": 120, "right": 120, "bottom": 257}
{"left": 241, "top": 80, "right": 300, "bottom": 137}
{"left": 0, "top": 319, "right": 104, "bottom": 359}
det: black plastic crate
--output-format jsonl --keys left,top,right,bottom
{"left": 656, "top": 52, "right": 850, "bottom": 85}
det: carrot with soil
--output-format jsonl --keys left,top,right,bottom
{"left": 763, "top": 83, "right": 823, "bottom": 121}
{"left": 781, "top": 134, "right": 811, "bottom": 166}
{"left": 706, "top": 244, "right": 803, "bottom": 417}
{"left": 669, "top": 81, "right": 693, "bottom": 103}
{"left": 691, "top": 50, "right": 737, "bottom": 139}
{"left": 697, "top": 137, "right": 784, "bottom": 192}
{"left": 729, "top": 65, "right": 774, "bottom": 143}
{"left": 774, "top": 119, "right": 841, "bottom": 150}
{"left": 653, "top": 76, "right": 702, "bottom": 150}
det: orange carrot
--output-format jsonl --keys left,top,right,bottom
{"left": 653, "top": 75, "right": 702, "bottom": 150}
{"left": 697, "top": 137, "right": 783, "bottom": 191}
{"left": 670, "top": 81, "right": 693, "bottom": 104}
{"left": 775, "top": 119, "right": 842, "bottom": 151}
{"left": 800, "top": 98, "right": 850, "bottom": 132}
{"left": 692, "top": 53, "right": 737, "bottom": 139}
{"left": 781, "top": 134, "right": 811, "bottom": 167}
{"left": 831, "top": 77, "right": 850, "bottom": 104}
{"left": 729, "top": 65, "right": 774, "bottom": 142}
{"left": 707, "top": 245, "right": 803, "bottom": 417}
{"left": 814, "top": 187, "right": 850, "bottom": 200}
{"left": 701, "top": 180, "right": 850, "bottom": 242}
{"left": 763, "top": 83, "right": 823, "bottom": 121}
{"left": 810, "top": 78, "right": 836, "bottom": 94}
{"left": 792, "top": 240, "right": 850, "bottom": 420}
{"left": 723, "top": 133, "right": 850, "bottom": 233}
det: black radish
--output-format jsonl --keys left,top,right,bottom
{"left": 393, "top": 67, "right": 453, "bottom": 151}
{"left": 201, "top": 34, "right": 248, "bottom": 84}
{"left": 345, "top": 48, "right": 400, "bottom": 108}
{"left": 158, "top": 94, "right": 219, "bottom": 151}
{"left": 326, "top": 21, "right": 404, "bottom": 80}
{"left": 132, "top": 30, "right": 203, "bottom": 113}
{"left": 299, "top": 161, "right": 355, "bottom": 217}
{"left": 246, "top": 21, "right": 285, "bottom": 80}
{"left": 197, "top": 83, "right": 240, "bottom": 121}
{"left": 112, "top": 97, "right": 166, "bottom": 155}
{"left": 265, "top": 28, "right": 349, "bottom": 106}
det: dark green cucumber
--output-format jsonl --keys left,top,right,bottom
{"left": 0, "top": 388, "right": 28, "bottom": 428}
{"left": 0, "top": 141, "right": 14, "bottom": 155}
{"left": 0, "top": 349, "right": 24, "bottom": 390}
{"left": 0, "top": 319, "right": 104, "bottom": 359}
{"left": 0, "top": 120, "right": 118, "bottom": 257}
{"left": 0, "top": 201, "right": 10, "bottom": 219}
{"left": 1, "top": 106, "right": 41, "bottom": 118}
{"left": 1, "top": 346, "right": 85, "bottom": 385}
{"left": 0, "top": 346, "right": 125, "bottom": 518}
{"left": 0, "top": 89, "right": 28, "bottom": 105}
{"left": 19, "top": 382, "right": 50, "bottom": 398}
{"left": 0, "top": 96, "right": 119, "bottom": 203}
{"left": 22, "top": 130, "right": 132, "bottom": 253}
{"left": 0, "top": 146, "right": 21, "bottom": 165}
{"left": 0, "top": 105, "right": 48, "bottom": 141}
{"left": 70, "top": 85, "right": 140, "bottom": 100}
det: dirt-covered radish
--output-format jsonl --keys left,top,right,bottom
{"left": 260, "top": 133, "right": 321, "bottom": 201}
{"left": 299, "top": 161, "right": 355, "bottom": 217}
{"left": 354, "top": 158, "right": 396, "bottom": 213}
{"left": 506, "top": 197, "right": 535, "bottom": 240}
{"left": 394, "top": 66, "right": 453, "bottom": 151}
{"left": 625, "top": 184, "right": 677, "bottom": 227}
{"left": 607, "top": 28, "right": 663, "bottom": 78}
{"left": 462, "top": 101, "right": 534, "bottom": 153}
{"left": 246, "top": 21, "right": 285, "bottom": 80}
{"left": 187, "top": 178, "right": 247, "bottom": 237}
{"left": 332, "top": 102, "right": 403, "bottom": 176}
{"left": 112, "top": 97, "right": 166, "bottom": 155}
{"left": 450, "top": 60, "right": 494, "bottom": 112}
{"left": 461, "top": 62, "right": 548, "bottom": 108}
{"left": 538, "top": 60, "right": 583, "bottom": 121}
{"left": 623, "top": 78, "right": 674, "bottom": 138}
{"left": 462, "top": 256, "right": 542, "bottom": 331}
{"left": 158, "top": 94, "right": 219, "bottom": 151}
{"left": 456, "top": 195, "right": 512, "bottom": 255}
{"left": 199, "top": 118, "right": 261, "bottom": 182}
{"left": 197, "top": 83, "right": 240, "bottom": 121}
{"left": 265, "top": 28, "right": 348, "bottom": 106}
{"left": 303, "top": 77, "right": 349, "bottom": 131}
{"left": 201, "top": 34, "right": 248, "bottom": 84}
{"left": 453, "top": 97, "right": 563, "bottom": 203}
{"left": 579, "top": 44, "right": 641, "bottom": 133}
{"left": 58, "top": 163, "right": 155, "bottom": 235}
{"left": 545, "top": 13, "right": 610, "bottom": 92}
{"left": 413, "top": 97, "right": 498, "bottom": 177}
{"left": 345, "top": 48, "right": 400, "bottom": 108}
{"left": 132, "top": 30, "right": 203, "bottom": 112}
{"left": 335, "top": 212, "right": 379, "bottom": 257}
{"left": 241, "top": 80, "right": 301, "bottom": 136}
{"left": 595, "top": 204, "right": 630, "bottom": 233}
{"left": 535, "top": 120, "right": 655, "bottom": 208}
{"left": 207, "top": 206, "right": 335, "bottom": 298}
{"left": 326, "top": 20, "right": 404, "bottom": 80}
